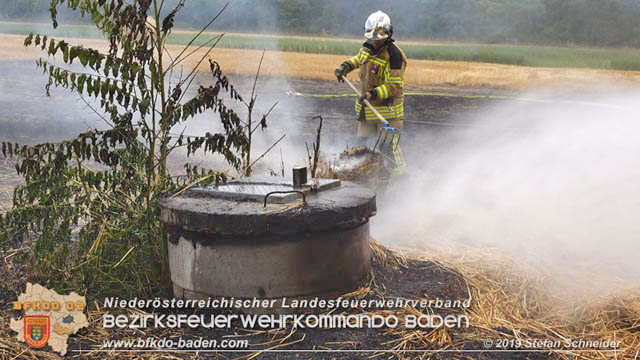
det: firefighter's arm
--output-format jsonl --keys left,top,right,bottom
{"left": 336, "top": 47, "right": 370, "bottom": 82}
{"left": 373, "top": 48, "right": 404, "bottom": 101}
{"left": 346, "top": 46, "right": 372, "bottom": 70}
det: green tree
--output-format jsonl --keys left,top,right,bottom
{"left": 276, "top": 0, "right": 311, "bottom": 31}
{"left": 0, "top": 0, "right": 267, "bottom": 299}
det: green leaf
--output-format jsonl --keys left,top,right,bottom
{"left": 78, "top": 48, "right": 88, "bottom": 66}
{"left": 109, "top": 82, "right": 117, "bottom": 99}
{"left": 88, "top": 50, "right": 97, "bottom": 69}
{"left": 77, "top": 74, "right": 86, "bottom": 94}
{"left": 139, "top": 98, "right": 150, "bottom": 115}
{"left": 63, "top": 44, "right": 69, "bottom": 63}
{"left": 104, "top": 56, "right": 113, "bottom": 76}
{"left": 70, "top": 73, "right": 76, "bottom": 90}
{"left": 48, "top": 38, "right": 57, "bottom": 56}
{"left": 121, "top": 65, "right": 129, "bottom": 81}
{"left": 50, "top": 3, "right": 59, "bottom": 28}
{"left": 69, "top": 47, "right": 78, "bottom": 63}
{"left": 112, "top": 61, "right": 119, "bottom": 78}
{"left": 85, "top": 76, "right": 92, "bottom": 95}
{"left": 101, "top": 79, "right": 109, "bottom": 98}
{"left": 24, "top": 32, "right": 34, "bottom": 47}
{"left": 93, "top": 77, "right": 101, "bottom": 96}
{"left": 73, "top": 141, "right": 81, "bottom": 158}
{"left": 95, "top": 54, "right": 103, "bottom": 71}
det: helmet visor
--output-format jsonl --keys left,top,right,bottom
{"left": 364, "top": 27, "right": 388, "bottom": 39}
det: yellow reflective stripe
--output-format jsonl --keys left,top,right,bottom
{"left": 376, "top": 85, "right": 389, "bottom": 99}
{"left": 392, "top": 138, "right": 404, "bottom": 165}
{"left": 355, "top": 102, "right": 403, "bottom": 112}
{"left": 355, "top": 102, "right": 403, "bottom": 111}
{"left": 358, "top": 48, "right": 370, "bottom": 63}
{"left": 388, "top": 76, "right": 403, "bottom": 84}
{"left": 369, "top": 58, "right": 387, "bottom": 66}
{"left": 376, "top": 109, "right": 400, "bottom": 115}
{"left": 374, "top": 111, "right": 403, "bottom": 118}
{"left": 391, "top": 139, "right": 407, "bottom": 176}
{"left": 355, "top": 101, "right": 404, "bottom": 120}
{"left": 348, "top": 49, "right": 368, "bottom": 69}
{"left": 371, "top": 55, "right": 387, "bottom": 63}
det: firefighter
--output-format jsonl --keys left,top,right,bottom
{"left": 334, "top": 10, "right": 407, "bottom": 176}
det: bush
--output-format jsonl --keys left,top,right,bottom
{"left": 0, "top": 0, "right": 270, "bottom": 300}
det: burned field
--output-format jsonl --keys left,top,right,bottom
{"left": 2, "top": 59, "right": 640, "bottom": 360}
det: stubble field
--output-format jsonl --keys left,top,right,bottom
{"left": 4, "top": 33, "right": 640, "bottom": 90}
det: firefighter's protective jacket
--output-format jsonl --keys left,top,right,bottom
{"left": 346, "top": 40, "right": 407, "bottom": 121}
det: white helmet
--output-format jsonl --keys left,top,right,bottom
{"left": 364, "top": 10, "right": 392, "bottom": 40}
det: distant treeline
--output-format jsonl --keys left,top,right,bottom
{"left": 4, "top": 0, "right": 640, "bottom": 48}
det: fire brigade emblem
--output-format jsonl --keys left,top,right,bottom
{"left": 24, "top": 315, "right": 50, "bottom": 348}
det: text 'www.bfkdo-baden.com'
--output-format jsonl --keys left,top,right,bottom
{"left": 102, "top": 337, "right": 249, "bottom": 350}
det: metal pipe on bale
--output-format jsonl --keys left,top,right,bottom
{"left": 293, "top": 166, "right": 307, "bottom": 187}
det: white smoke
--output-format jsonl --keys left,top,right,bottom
{"left": 168, "top": 1, "right": 316, "bottom": 175}
{"left": 374, "top": 89, "right": 640, "bottom": 295}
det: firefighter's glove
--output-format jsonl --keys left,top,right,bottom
{"left": 358, "top": 89, "right": 377, "bottom": 103}
{"left": 334, "top": 62, "right": 352, "bottom": 82}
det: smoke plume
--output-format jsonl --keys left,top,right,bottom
{"left": 374, "top": 89, "right": 640, "bottom": 295}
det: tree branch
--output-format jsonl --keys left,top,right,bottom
{"left": 167, "top": 3, "right": 229, "bottom": 70}
{"left": 247, "top": 134, "right": 286, "bottom": 170}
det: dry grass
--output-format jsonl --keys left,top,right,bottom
{"left": 0, "top": 34, "right": 109, "bottom": 61}
{"left": 407, "top": 60, "right": 640, "bottom": 90}
{"left": 375, "top": 241, "right": 640, "bottom": 360}
{"left": 315, "top": 146, "right": 390, "bottom": 191}
{"left": 177, "top": 46, "right": 640, "bottom": 91}
{"left": 4, "top": 33, "right": 640, "bottom": 90}
{"left": 1, "top": 238, "right": 638, "bottom": 359}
